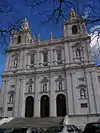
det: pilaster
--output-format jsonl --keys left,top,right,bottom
{"left": 34, "top": 76, "right": 40, "bottom": 117}
{"left": 19, "top": 50, "right": 23, "bottom": 69}
{"left": 19, "top": 78, "right": 26, "bottom": 117}
{"left": 86, "top": 72, "right": 94, "bottom": 114}
{"left": 14, "top": 78, "right": 20, "bottom": 117}
{"left": 3, "top": 80, "right": 8, "bottom": 117}
{"left": 91, "top": 71, "right": 100, "bottom": 113}
{"left": 53, "top": 49, "right": 57, "bottom": 65}
{"left": 39, "top": 51, "right": 43, "bottom": 67}
{"left": 66, "top": 72, "right": 74, "bottom": 115}
{"left": 50, "top": 74, "right": 56, "bottom": 117}
{"left": 64, "top": 43, "right": 70, "bottom": 65}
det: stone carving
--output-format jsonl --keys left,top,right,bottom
{"left": 8, "top": 91, "right": 15, "bottom": 104}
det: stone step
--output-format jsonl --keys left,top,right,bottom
{"left": 0, "top": 117, "right": 64, "bottom": 129}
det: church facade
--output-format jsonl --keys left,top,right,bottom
{"left": 0, "top": 10, "right": 100, "bottom": 122}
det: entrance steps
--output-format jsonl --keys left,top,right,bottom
{"left": 0, "top": 117, "right": 64, "bottom": 129}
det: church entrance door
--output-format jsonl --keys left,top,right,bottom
{"left": 56, "top": 94, "right": 66, "bottom": 116}
{"left": 25, "top": 96, "right": 34, "bottom": 117}
{"left": 41, "top": 95, "right": 49, "bottom": 117}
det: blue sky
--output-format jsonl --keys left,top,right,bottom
{"left": 0, "top": 0, "right": 100, "bottom": 88}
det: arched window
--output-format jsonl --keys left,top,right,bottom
{"left": 72, "top": 25, "right": 78, "bottom": 34}
{"left": 59, "top": 82, "right": 62, "bottom": 90}
{"left": 80, "top": 88, "right": 86, "bottom": 99}
{"left": 43, "top": 83, "right": 47, "bottom": 92}
{"left": 17, "top": 35, "right": 21, "bottom": 43}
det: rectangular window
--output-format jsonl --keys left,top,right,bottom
{"left": 80, "top": 103, "right": 88, "bottom": 108}
{"left": 30, "top": 54, "right": 35, "bottom": 65}
{"left": 57, "top": 50, "right": 62, "bottom": 64}
{"left": 43, "top": 52, "right": 48, "bottom": 62}
{"left": 8, "top": 107, "right": 13, "bottom": 111}
{"left": 43, "top": 51, "right": 48, "bottom": 66}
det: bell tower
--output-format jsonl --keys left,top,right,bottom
{"left": 63, "top": 9, "right": 87, "bottom": 37}
{"left": 22, "top": 18, "right": 29, "bottom": 30}
{"left": 10, "top": 18, "right": 35, "bottom": 46}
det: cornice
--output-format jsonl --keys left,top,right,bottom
{"left": 2, "top": 63, "right": 96, "bottom": 78}
{"left": 6, "top": 35, "right": 90, "bottom": 52}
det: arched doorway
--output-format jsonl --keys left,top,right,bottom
{"left": 56, "top": 94, "right": 66, "bottom": 116}
{"left": 41, "top": 95, "right": 49, "bottom": 117}
{"left": 25, "top": 96, "right": 34, "bottom": 117}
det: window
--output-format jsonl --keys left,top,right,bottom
{"left": 17, "top": 35, "right": 21, "bottom": 43}
{"left": 10, "top": 85, "right": 15, "bottom": 89}
{"left": 72, "top": 25, "right": 78, "bottom": 34}
{"left": 31, "top": 128, "right": 38, "bottom": 133}
{"left": 28, "top": 84, "right": 32, "bottom": 93}
{"left": 66, "top": 125, "right": 74, "bottom": 132}
{"left": 80, "top": 88, "right": 86, "bottom": 99}
{"left": 8, "top": 91, "right": 14, "bottom": 104}
{"left": 29, "top": 78, "right": 33, "bottom": 83}
{"left": 46, "top": 126, "right": 64, "bottom": 132}
{"left": 81, "top": 103, "right": 88, "bottom": 108}
{"left": 14, "top": 57, "right": 18, "bottom": 67}
{"left": 57, "top": 50, "right": 62, "bottom": 64}
{"left": 59, "top": 82, "right": 62, "bottom": 90}
{"left": 30, "top": 54, "right": 35, "bottom": 65}
{"left": 72, "top": 125, "right": 80, "bottom": 132}
{"left": 43, "top": 83, "right": 47, "bottom": 92}
{"left": 43, "top": 51, "right": 48, "bottom": 66}
{"left": 8, "top": 107, "right": 13, "bottom": 111}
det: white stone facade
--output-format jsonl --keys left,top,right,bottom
{"left": 0, "top": 10, "right": 100, "bottom": 123}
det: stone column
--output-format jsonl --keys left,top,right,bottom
{"left": 20, "top": 78, "right": 26, "bottom": 117}
{"left": 86, "top": 72, "right": 94, "bottom": 114}
{"left": 91, "top": 71, "right": 100, "bottom": 113}
{"left": 50, "top": 75, "right": 56, "bottom": 117}
{"left": 66, "top": 73, "right": 74, "bottom": 115}
{"left": 62, "top": 47, "right": 65, "bottom": 63}
{"left": 34, "top": 76, "right": 40, "bottom": 117}
{"left": 34, "top": 52, "right": 37, "bottom": 67}
{"left": 14, "top": 78, "right": 20, "bottom": 117}
{"left": 3, "top": 80, "right": 8, "bottom": 117}
{"left": 53, "top": 49, "right": 57, "bottom": 65}
{"left": 39, "top": 52, "right": 43, "bottom": 67}
{"left": 5, "top": 53, "right": 10, "bottom": 71}
{"left": 51, "top": 49, "right": 54, "bottom": 66}
{"left": 9, "top": 53, "right": 13, "bottom": 69}
{"left": 48, "top": 50, "right": 51, "bottom": 66}
{"left": 24, "top": 50, "right": 28, "bottom": 69}
{"left": 36, "top": 50, "right": 39, "bottom": 67}
{"left": 19, "top": 50, "right": 23, "bottom": 69}
{"left": 64, "top": 43, "right": 70, "bottom": 66}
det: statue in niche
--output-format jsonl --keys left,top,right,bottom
{"left": 76, "top": 48, "right": 81, "bottom": 58}
{"left": 14, "top": 57, "right": 18, "bottom": 67}
{"left": 80, "top": 88, "right": 86, "bottom": 99}
{"left": 8, "top": 92, "right": 14, "bottom": 104}
{"left": 43, "top": 83, "right": 47, "bottom": 92}
{"left": 59, "top": 81, "right": 62, "bottom": 90}
{"left": 28, "top": 84, "right": 32, "bottom": 93}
